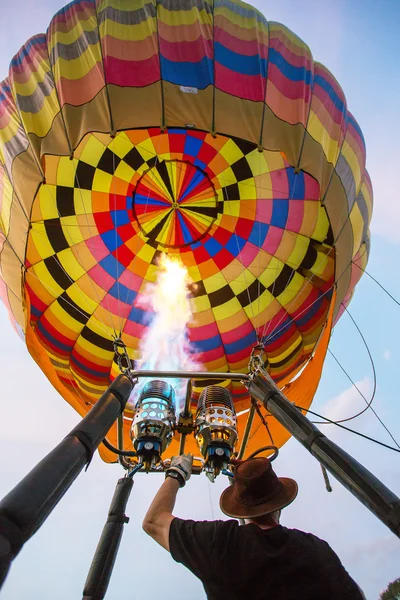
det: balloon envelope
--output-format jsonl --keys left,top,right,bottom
{"left": 0, "top": 0, "right": 372, "bottom": 460}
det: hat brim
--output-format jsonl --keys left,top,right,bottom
{"left": 220, "top": 477, "right": 298, "bottom": 519}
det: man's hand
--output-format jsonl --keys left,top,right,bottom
{"left": 165, "top": 453, "right": 193, "bottom": 487}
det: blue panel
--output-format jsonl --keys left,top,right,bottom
{"left": 296, "top": 295, "right": 323, "bottom": 327}
{"left": 111, "top": 210, "right": 130, "bottom": 227}
{"left": 30, "top": 304, "right": 42, "bottom": 318}
{"left": 195, "top": 334, "right": 222, "bottom": 352}
{"left": 287, "top": 169, "right": 305, "bottom": 200}
{"left": 314, "top": 74, "right": 345, "bottom": 113}
{"left": 225, "top": 234, "right": 246, "bottom": 256}
{"left": 215, "top": 41, "right": 267, "bottom": 77}
{"left": 128, "top": 304, "right": 149, "bottom": 326}
{"left": 0, "top": 84, "right": 11, "bottom": 103}
{"left": 194, "top": 159, "right": 207, "bottom": 170}
{"left": 71, "top": 354, "right": 107, "bottom": 378}
{"left": 11, "top": 35, "right": 46, "bottom": 66}
{"left": 99, "top": 254, "right": 124, "bottom": 280}
{"left": 225, "top": 329, "right": 257, "bottom": 354}
{"left": 184, "top": 135, "right": 204, "bottom": 157}
{"left": 37, "top": 321, "right": 73, "bottom": 351}
{"left": 100, "top": 229, "right": 124, "bottom": 253}
{"left": 249, "top": 222, "right": 269, "bottom": 246}
{"left": 263, "top": 317, "right": 293, "bottom": 344}
{"left": 160, "top": 56, "right": 213, "bottom": 89}
{"left": 204, "top": 237, "right": 223, "bottom": 257}
{"left": 269, "top": 48, "right": 312, "bottom": 85}
{"left": 270, "top": 200, "right": 289, "bottom": 228}
{"left": 180, "top": 170, "right": 206, "bottom": 200}
{"left": 108, "top": 281, "right": 137, "bottom": 305}
{"left": 168, "top": 128, "right": 186, "bottom": 135}
{"left": 296, "top": 290, "right": 332, "bottom": 327}
{"left": 348, "top": 114, "right": 365, "bottom": 145}
{"left": 134, "top": 194, "right": 170, "bottom": 207}
{"left": 177, "top": 212, "right": 194, "bottom": 245}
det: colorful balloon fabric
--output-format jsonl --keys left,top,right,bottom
{"left": 0, "top": 0, "right": 372, "bottom": 460}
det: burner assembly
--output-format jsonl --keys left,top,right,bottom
{"left": 129, "top": 378, "right": 238, "bottom": 479}
{"left": 194, "top": 386, "right": 238, "bottom": 482}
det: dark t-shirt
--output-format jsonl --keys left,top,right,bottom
{"left": 169, "top": 518, "right": 364, "bottom": 600}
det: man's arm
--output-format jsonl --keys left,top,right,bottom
{"left": 142, "top": 476, "right": 180, "bottom": 552}
{"left": 142, "top": 454, "right": 193, "bottom": 552}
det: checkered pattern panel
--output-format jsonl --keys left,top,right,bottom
{"left": 26, "top": 128, "right": 334, "bottom": 402}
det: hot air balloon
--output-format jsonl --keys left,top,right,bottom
{"left": 0, "top": 0, "right": 372, "bottom": 461}
{"left": 5, "top": 3, "right": 400, "bottom": 598}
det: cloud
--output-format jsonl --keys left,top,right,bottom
{"left": 383, "top": 350, "right": 391, "bottom": 361}
{"left": 319, "top": 378, "right": 372, "bottom": 423}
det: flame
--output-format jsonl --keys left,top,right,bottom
{"left": 130, "top": 254, "right": 199, "bottom": 411}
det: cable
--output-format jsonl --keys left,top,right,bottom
{"left": 102, "top": 437, "right": 137, "bottom": 457}
{"left": 322, "top": 347, "right": 376, "bottom": 424}
{"left": 343, "top": 307, "right": 400, "bottom": 449}
{"left": 352, "top": 262, "right": 400, "bottom": 307}
{"left": 310, "top": 305, "right": 400, "bottom": 450}
{"left": 295, "top": 405, "right": 400, "bottom": 454}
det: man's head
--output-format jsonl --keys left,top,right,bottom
{"left": 220, "top": 457, "right": 298, "bottom": 520}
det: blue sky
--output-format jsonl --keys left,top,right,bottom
{"left": 0, "top": 1, "right": 400, "bottom": 598}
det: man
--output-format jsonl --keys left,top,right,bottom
{"left": 142, "top": 454, "right": 365, "bottom": 599}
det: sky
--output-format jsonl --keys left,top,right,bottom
{"left": 0, "top": 0, "right": 400, "bottom": 598}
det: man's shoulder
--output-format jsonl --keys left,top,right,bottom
{"left": 282, "top": 526, "right": 337, "bottom": 553}
{"left": 172, "top": 517, "right": 239, "bottom": 532}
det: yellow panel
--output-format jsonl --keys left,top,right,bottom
{"left": 57, "top": 248, "right": 86, "bottom": 281}
{"left": 276, "top": 271, "right": 303, "bottom": 304}
{"left": 212, "top": 296, "right": 242, "bottom": 321}
{"left": 32, "top": 262, "right": 63, "bottom": 297}
{"left": 216, "top": 4, "right": 267, "bottom": 32}
{"left": 0, "top": 174, "right": 13, "bottom": 234}
{"left": 203, "top": 274, "right": 227, "bottom": 294}
{"left": 136, "top": 242, "right": 156, "bottom": 263}
{"left": 49, "top": 302, "right": 83, "bottom": 334}
{"left": 68, "top": 283, "right": 98, "bottom": 314}
{"left": 137, "top": 138, "right": 157, "bottom": 160}
{"left": 75, "top": 334, "right": 113, "bottom": 360}
{"left": 229, "top": 271, "right": 256, "bottom": 295}
{"left": 191, "top": 295, "right": 211, "bottom": 312}
{"left": 114, "top": 161, "right": 136, "bottom": 183}
{"left": 219, "top": 138, "right": 245, "bottom": 163}
{"left": 259, "top": 257, "right": 283, "bottom": 287}
{"left": 53, "top": 47, "right": 102, "bottom": 82}
{"left": 286, "top": 234, "right": 309, "bottom": 270}
{"left": 312, "top": 249, "right": 331, "bottom": 277}
{"left": 92, "top": 170, "right": 113, "bottom": 193}
{"left": 350, "top": 203, "right": 363, "bottom": 257}
{"left": 223, "top": 199, "right": 240, "bottom": 217}
{"left": 99, "top": 17, "right": 157, "bottom": 42}
{"left": 38, "top": 185, "right": 59, "bottom": 220}
{"left": 159, "top": 5, "right": 212, "bottom": 27}
{"left": 73, "top": 189, "right": 93, "bottom": 216}
{"left": 307, "top": 110, "right": 338, "bottom": 164}
{"left": 246, "top": 150, "right": 268, "bottom": 177}
{"left": 30, "top": 226, "right": 58, "bottom": 260}
{"left": 311, "top": 205, "right": 329, "bottom": 242}
{"left": 79, "top": 135, "right": 107, "bottom": 166}
{"left": 238, "top": 179, "right": 257, "bottom": 200}
{"left": 57, "top": 157, "right": 77, "bottom": 187}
